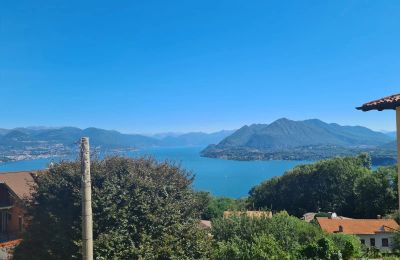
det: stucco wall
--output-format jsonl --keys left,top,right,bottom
{"left": 7, "top": 206, "right": 25, "bottom": 235}
{"left": 358, "top": 233, "right": 395, "bottom": 251}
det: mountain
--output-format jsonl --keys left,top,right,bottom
{"left": 0, "top": 127, "right": 159, "bottom": 150}
{"left": 201, "top": 118, "right": 396, "bottom": 165}
{"left": 0, "top": 129, "right": 10, "bottom": 136}
{"left": 159, "top": 130, "right": 235, "bottom": 147}
{"left": 0, "top": 126, "right": 234, "bottom": 163}
{"left": 215, "top": 118, "right": 391, "bottom": 149}
{"left": 382, "top": 131, "right": 396, "bottom": 139}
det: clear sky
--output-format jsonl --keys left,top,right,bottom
{"left": 1, "top": 1, "right": 399, "bottom": 133}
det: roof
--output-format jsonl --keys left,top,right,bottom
{"left": 317, "top": 217, "right": 400, "bottom": 235}
{"left": 223, "top": 211, "right": 272, "bottom": 219}
{"left": 357, "top": 93, "right": 400, "bottom": 111}
{"left": 0, "top": 239, "right": 22, "bottom": 249}
{"left": 0, "top": 171, "right": 35, "bottom": 200}
{"left": 199, "top": 220, "right": 212, "bottom": 229}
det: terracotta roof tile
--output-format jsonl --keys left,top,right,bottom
{"left": 0, "top": 239, "right": 22, "bottom": 248}
{"left": 357, "top": 93, "right": 400, "bottom": 111}
{"left": 223, "top": 211, "right": 272, "bottom": 218}
{"left": 317, "top": 217, "right": 399, "bottom": 235}
{"left": 0, "top": 171, "right": 35, "bottom": 200}
{"left": 199, "top": 220, "right": 212, "bottom": 229}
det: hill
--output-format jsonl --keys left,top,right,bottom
{"left": 201, "top": 118, "right": 396, "bottom": 165}
{"left": 0, "top": 127, "right": 232, "bottom": 162}
{"left": 158, "top": 130, "right": 235, "bottom": 147}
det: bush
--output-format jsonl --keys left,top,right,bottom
{"left": 211, "top": 211, "right": 360, "bottom": 259}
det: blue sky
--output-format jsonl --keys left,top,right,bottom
{"left": 1, "top": 1, "right": 399, "bottom": 133}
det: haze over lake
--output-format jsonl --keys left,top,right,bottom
{"left": 0, "top": 146, "right": 308, "bottom": 198}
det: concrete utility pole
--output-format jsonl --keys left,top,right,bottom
{"left": 81, "top": 137, "right": 93, "bottom": 260}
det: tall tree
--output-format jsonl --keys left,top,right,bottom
{"left": 14, "top": 157, "right": 211, "bottom": 260}
{"left": 248, "top": 154, "right": 393, "bottom": 218}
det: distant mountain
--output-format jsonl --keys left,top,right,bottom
{"left": 202, "top": 118, "right": 396, "bottom": 165}
{"left": 0, "top": 129, "right": 10, "bottom": 136}
{"left": 159, "top": 130, "right": 235, "bottom": 147}
{"left": 0, "top": 127, "right": 233, "bottom": 152}
{"left": 382, "top": 131, "right": 396, "bottom": 139}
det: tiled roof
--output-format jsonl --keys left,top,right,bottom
{"left": 0, "top": 171, "right": 35, "bottom": 200}
{"left": 357, "top": 94, "right": 400, "bottom": 111}
{"left": 0, "top": 239, "right": 22, "bottom": 248}
{"left": 223, "top": 211, "right": 272, "bottom": 218}
{"left": 317, "top": 217, "right": 399, "bottom": 235}
{"left": 199, "top": 220, "right": 212, "bottom": 229}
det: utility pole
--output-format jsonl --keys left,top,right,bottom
{"left": 81, "top": 137, "right": 93, "bottom": 260}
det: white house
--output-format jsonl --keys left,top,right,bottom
{"left": 317, "top": 217, "right": 399, "bottom": 251}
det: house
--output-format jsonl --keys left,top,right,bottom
{"left": 223, "top": 211, "right": 272, "bottom": 219}
{"left": 317, "top": 217, "right": 400, "bottom": 251}
{"left": 0, "top": 171, "right": 35, "bottom": 243}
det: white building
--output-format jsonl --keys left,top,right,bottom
{"left": 317, "top": 217, "right": 399, "bottom": 251}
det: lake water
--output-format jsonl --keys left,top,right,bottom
{"left": 0, "top": 147, "right": 309, "bottom": 198}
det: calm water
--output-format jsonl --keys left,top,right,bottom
{"left": 0, "top": 147, "right": 309, "bottom": 198}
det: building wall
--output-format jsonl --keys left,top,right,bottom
{"left": 7, "top": 206, "right": 25, "bottom": 235}
{"left": 358, "top": 233, "right": 395, "bottom": 251}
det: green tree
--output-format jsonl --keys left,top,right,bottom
{"left": 213, "top": 234, "right": 290, "bottom": 260}
{"left": 195, "top": 191, "right": 247, "bottom": 220}
{"left": 14, "top": 157, "right": 211, "bottom": 260}
{"left": 248, "top": 154, "right": 393, "bottom": 218}
{"left": 354, "top": 166, "right": 397, "bottom": 218}
{"left": 330, "top": 233, "right": 361, "bottom": 260}
{"left": 211, "top": 211, "right": 361, "bottom": 259}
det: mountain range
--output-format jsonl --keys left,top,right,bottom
{"left": 201, "top": 118, "right": 396, "bottom": 165}
{"left": 0, "top": 127, "right": 234, "bottom": 150}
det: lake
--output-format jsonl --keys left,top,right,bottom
{"left": 0, "top": 147, "right": 309, "bottom": 198}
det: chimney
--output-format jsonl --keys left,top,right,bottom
{"left": 338, "top": 225, "right": 344, "bottom": 233}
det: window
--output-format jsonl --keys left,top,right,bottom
{"left": 18, "top": 217, "right": 23, "bottom": 232}
{"left": 382, "top": 238, "right": 389, "bottom": 247}
{"left": 370, "top": 238, "right": 375, "bottom": 247}
{"left": 360, "top": 239, "right": 365, "bottom": 245}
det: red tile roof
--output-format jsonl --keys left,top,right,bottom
{"left": 0, "top": 171, "right": 35, "bottom": 200}
{"left": 357, "top": 93, "right": 400, "bottom": 111}
{"left": 317, "top": 217, "right": 399, "bottom": 235}
{"left": 223, "top": 211, "right": 272, "bottom": 218}
{"left": 199, "top": 220, "right": 212, "bottom": 229}
{"left": 0, "top": 239, "right": 22, "bottom": 248}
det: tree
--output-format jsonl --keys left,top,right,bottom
{"left": 194, "top": 191, "right": 247, "bottom": 220}
{"left": 248, "top": 154, "right": 395, "bottom": 218}
{"left": 354, "top": 166, "right": 397, "bottom": 218}
{"left": 211, "top": 212, "right": 361, "bottom": 259}
{"left": 14, "top": 157, "right": 211, "bottom": 260}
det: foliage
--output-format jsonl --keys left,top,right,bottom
{"left": 14, "top": 157, "right": 211, "bottom": 260}
{"left": 354, "top": 166, "right": 397, "bottom": 218}
{"left": 195, "top": 191, "right": 247, "bottom": 220}
{"left": 211, "top": 211, "right": 361, "bottom": 260}
{"left": 249, "top": 154, "right": 398, "bottom": 218}
{"left": 213, "top": 234, "right": 290, "bottom": 260}
{"left": 301, "top": 238, "right": 341, "bottom": 260}
{"left": 330, "top": 233, "right": 361, "bottom": 259}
